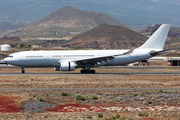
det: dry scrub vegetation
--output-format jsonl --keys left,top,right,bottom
{"left": 0, "top": 67, "right": 180, "bottom": 119}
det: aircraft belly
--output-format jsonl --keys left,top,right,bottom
{"left": 17, "top": 59, "right": 57, "bottom": 67}
{"left": 16, "top": 59, "right": 45, "bottom": 67}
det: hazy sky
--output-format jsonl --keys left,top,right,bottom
{"left": 0, "top": 0, "right": 180, "bottom": 27}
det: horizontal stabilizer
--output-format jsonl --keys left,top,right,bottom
{"left": 150, "top": 49, "right": 168, "bottom": 56}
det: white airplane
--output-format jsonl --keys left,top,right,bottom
{"left": 4, "top": 24, "right": 170, "bottom": 74}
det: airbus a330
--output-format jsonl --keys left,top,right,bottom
{"left": 4, "top": 24, "right": 171, "bottom": 73}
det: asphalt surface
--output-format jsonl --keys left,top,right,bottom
{"left": 0, "top": 65, "right": 175, "bottom": 69}
{"left": 0, "top": 73, "right": 180, "bottom": 76}
{"left": 0, "top": 88, "right": 180, "bottom": 90}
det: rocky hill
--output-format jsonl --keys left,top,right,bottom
{"left": 63, "top": 24, "right": 147, "bottom": 49}
{"left": 7, "top": 6, "right": 127, "bottom": 38}
{"left": 0, "top": 36, "right": 21, "bottom": 45}
{"left": 141, "top": 24, "right": 180, "bottom": 56}
{"left": 0, "top": 36, "right": 21, "bottom": 41}
{"left": 141, "top": 24, "right": 180, "bottom": 38}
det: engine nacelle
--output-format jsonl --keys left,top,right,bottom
{"left": 60, "top": 62, "right": 75, "bottom": 71}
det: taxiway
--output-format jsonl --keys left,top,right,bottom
{"left": 0, "top": 72, "right": 180, "bottom": 76}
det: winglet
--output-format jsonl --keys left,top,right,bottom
{"left": 137, "top": 24, "right": 171, "bottom": 50}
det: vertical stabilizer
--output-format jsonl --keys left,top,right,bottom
{"left": 137, "top": 24, "right": 171, "bottom": 50}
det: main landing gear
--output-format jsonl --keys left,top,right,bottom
{"left": 80, "top": 68, "right": 95, "bottom": 74}
{"left": 21, "top": 67, "right": 25, "bottom": 74}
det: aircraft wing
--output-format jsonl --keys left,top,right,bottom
{"left": 66, "top": 49, "right": 134, "bottom": 65}
{"left": 74, "top": 55, "right": 116, "bottom": 64}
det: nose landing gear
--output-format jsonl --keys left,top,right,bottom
{"left": 21, "top": 67, "right": 25, "bottom": 74}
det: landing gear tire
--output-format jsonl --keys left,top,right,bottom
{"left": 21, "top": 68, "right": 25, "bottom": 74}
{"left": 80, "top": 69, "right": 95, "bottom": 74}
{"left": 90, "top": 70, "right": 95, "bottom": 74}
{"left": 80, "top": 70, "right": 85, "bottom": 73}
{"left": 22, "top": 70, "right": 25, "bottom": 74}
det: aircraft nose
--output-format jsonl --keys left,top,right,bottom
{"left": 3, "top": 58, "right": 9, "bottom": 64}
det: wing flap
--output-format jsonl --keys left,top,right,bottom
{"left": 76, "top": 56, "right": 115, "bottom": 64}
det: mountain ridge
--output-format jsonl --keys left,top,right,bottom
{"left": 63, "top": 24, "right": 147, "bottom": 49}
{"left": 0, "top": 0, "right": 180, "bottom": 29}
{"left": 31, "top": 6, "right": 127, "bottom": 29}
{"left": 7, "top": 6, "right": 127, "bottom": 38}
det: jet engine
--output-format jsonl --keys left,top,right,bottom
{"left": 60, "top": 62, "right": 75, "bottom": 71}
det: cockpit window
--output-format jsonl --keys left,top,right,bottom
{"left": 8, "top": 56, "right": 13, "bottom": 58}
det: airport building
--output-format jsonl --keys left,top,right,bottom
{"left": 130, "top": 57, "right": 171, "bottom": 66}
{"left": 130, "top": 57, "right": 180, "bottom": 66}
{"left": 148, "top": 57, "right": 170, "bottom": 66}
{"left": 169, "top": 57, "right": 180, "bottom": 66}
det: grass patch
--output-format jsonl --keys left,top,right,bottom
{"left": 133, "top": 93, "right": 138, "bottom": 96}
{"left": 115, "top": 113, "right": 120, "bottom": 118}
{"left": 144, "top": 90, "right": 149, "bottom": 93}
{"left": 168, "top": 90, "right": 172, "bottom": 94}
{"left": 97, "top": 112, "right": 103, "bottom": 118}
{"left": 61, "top": 91, "right": 68, "bottom": 96}
{"left": 140, "top": 93, "right": 144, "bottom": 96}
{"left": 87, "top": 115, "right": 92, "bottom": 118}
{"left": 76, "top": 94, "right": 85, "bottom": 101}
{"left": 128, "top": 118, "right": 134, "bottom": 120}
{"left": 109, "top": 115, "right": 116, "bottom": 120}
{"left": 137, "top": 111, "right": 149, "bottom": 117}
{"left": 45, "top": 92, "right": 49, "bottom": 96}
{"left": 92, "top": 95, "right": 98, "bottom": 100}
{"left": 37, "top": 96, "right": 44, "bottom": 102}
{"left": 118, "top": 116, "right": 126, "bottom": 120}
{"left": 158, "top": 89, "right": 163, "bottom": 93}
{"left": 104, "top": 117, "right": 109, "bottom": 120}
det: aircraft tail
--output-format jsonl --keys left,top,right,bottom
{"left": 137, "top": 24, "right": 171, "bottom": 50}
